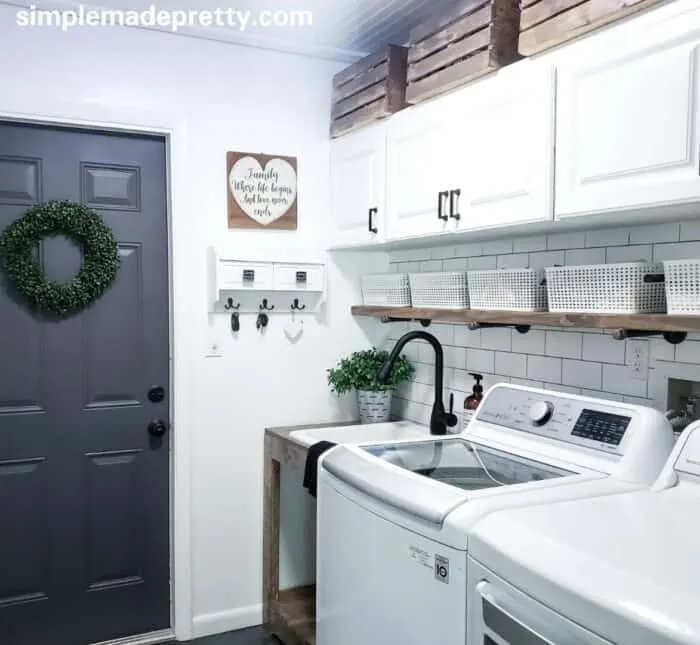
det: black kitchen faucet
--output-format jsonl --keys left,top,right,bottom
{"left": 378, "top": 330, "right": 458, "bottom": 435}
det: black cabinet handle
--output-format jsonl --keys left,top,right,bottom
{"left": 368, "top": 207, "right": 378, "bottom": 234}
{"left": 449, "top": 189, "right": 461, "bottom": 220}
{"left": 438, "top": 191, "right": 449, "bottom": 221}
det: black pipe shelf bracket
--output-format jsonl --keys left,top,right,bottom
{"left": 612, "top": 329, "right": 688, "bottom": 345}
{"left": 468, "top": 322, "right": 531, "bottom": 334}
{"left": 380, "top": 316, "right": 431, "bottom": 327}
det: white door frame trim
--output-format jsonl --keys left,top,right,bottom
{"left": 0, "top": 99, "right": 194, "bottom": 641}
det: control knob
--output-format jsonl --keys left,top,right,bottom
{"left": 529, "top": 401, "right": 554, "bottom": 426}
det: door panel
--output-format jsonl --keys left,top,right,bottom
{"left": 0, "top": 458, "right": 49, "bottom": 604}
{"left": 329, "top": 123, "right": 385, "bottom": 247}
{"left": 556, "top": 21, "right": 700, "bottom": 217}
{"left": 0, "top": 309, "right": 45, "bottom": 413}
{"left": 83, "top": 244, "right": 144, "bottom": 408}
{"left": 0, "top": 157, "right": 41, "bottom": 203}
{"left": 82, "top": 163, "right": 141, "bottom": 211}
{"left": 456, "top": 64, "right": 555, "bottom": 231}
{"left": 0, "top": 121, "right": 170, "bottom": 645}
{"left": 85, "top": 449, "right": 142, "bottom": 589}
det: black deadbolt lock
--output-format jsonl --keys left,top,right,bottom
{"left": 148, "top": 386, "right": 165, "bottom": 403}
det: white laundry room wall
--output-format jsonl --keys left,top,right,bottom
{"left": 0, "top": 9, "right": 388, "bottom": 639}
{"left": 381, "top": 220, "right": 700, "bottom": 424}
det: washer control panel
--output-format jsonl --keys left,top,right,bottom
{"left": 571, "top": 409, "right": 630, "bottom": 446}
{"left": 475, "top": 386, "right": 634, "bottom": 454}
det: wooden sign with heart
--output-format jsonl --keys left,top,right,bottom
{"left": 227, "top": 151, "right": 298, "bottom": 229}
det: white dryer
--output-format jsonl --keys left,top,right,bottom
{"left": 316, "top": 384, "right": 674, "bottom": 645}
{"left": 468, "top": 420, "right": 700, "bottom": 645}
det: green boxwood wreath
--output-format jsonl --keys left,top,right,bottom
{"left": 0, "top": 200, "right": 120, "bottom": 316}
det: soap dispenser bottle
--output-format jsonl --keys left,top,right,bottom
{"left": 462, "top": 373, "right": 484, "bottom": 431}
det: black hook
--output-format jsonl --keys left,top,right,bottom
{"left": 291, "top": 298, "right": 306, "bottom": 311}
{"left": 225, "top": 298, "right": 240, "bottom": 310}
{"left": 259, "top": 298, "right": 275, "bottom": 311}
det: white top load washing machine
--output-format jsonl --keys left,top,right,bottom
{"left": 315, "top": 384, "right": 674, "bottom": 645}
{"left": 467, "top": 420, "right": 700, "bottom": 645}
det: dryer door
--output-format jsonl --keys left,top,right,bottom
{"left": 468, "top": 558, "right": 612, "bottom": 645}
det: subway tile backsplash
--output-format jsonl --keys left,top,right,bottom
{"left": 386, "top": 218, "right": 700, "bottom": 426}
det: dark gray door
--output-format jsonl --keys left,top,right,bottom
{"left": 0, "top": 122, "right": 170, "bottom": 645}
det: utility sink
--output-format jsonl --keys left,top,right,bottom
{"left": 290, "top": 420, "right": 429, "bottom": 447}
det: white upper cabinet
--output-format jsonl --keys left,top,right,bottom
{"left": 327, "top": 1, "right": 700, "bottom": 249}
{"left": 329, "top": 122, "right": 386, "bottom": 248}
{"left": 452, "top": 61, "right": 556, "bottom": 231}
{"left": 385, "top": 100, "right": 459, "bottom": 240}
{"left": 556, "top": 14, "right": 700, "bottom": 218}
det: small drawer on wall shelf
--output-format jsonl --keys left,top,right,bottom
{"left": 274, "top": 263, "right": 325, "bottom": 291}
{"left": 211, "top": 248, "right": 328, "bottom": 312}
{"left": 219, "top": 261, "right": 274, "bottom": 290}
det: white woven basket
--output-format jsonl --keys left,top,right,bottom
{"left": 546, "top": 262, "right": 666, "bottom": 314}
{"left": 361, "top": 273, "right": 411, "bottom": 307}
{"left": 664, "top": 259, "right": 700, "bottom": 315}
{"left": 467, "top": 269, "right": 547, "bottom": 311}
{"left": 409, "top": 272, "right": 469, "bottom": 308}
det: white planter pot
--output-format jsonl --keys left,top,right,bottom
{"left": 357, "top": 390, "right": 392, "bottom": 424}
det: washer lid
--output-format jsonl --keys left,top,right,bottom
{"left": 322, "top": 443, "right": 470, "bottom": 525}
{"left": 470, "top": 484, "right": 700, "bottom": 645}
{"left": 322, "top": 437, "right": 578, "bottom": 526}
{"left": 362, "top": 437, "right": 575, "bottom": 488}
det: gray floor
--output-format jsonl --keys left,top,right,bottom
{"left": 181, "top": 627, "right": 279, "bottom": 645}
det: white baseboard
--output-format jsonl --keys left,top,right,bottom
{"left": 191, "top": 604, "right": 262, "bottom": 639}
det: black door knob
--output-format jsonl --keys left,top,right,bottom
{"left": 148, "top": 420, "right": 168, "bottom": 437}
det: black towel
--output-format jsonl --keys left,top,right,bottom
{"left": 303, "top": 441, "right": 336, "bottom": 498}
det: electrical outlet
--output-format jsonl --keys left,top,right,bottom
{"left": 628, "top": 341, "right": 649, "bottom": 380}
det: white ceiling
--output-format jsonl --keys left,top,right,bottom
{"left": 2, "top": 0, "right": 462, "bottom": 61}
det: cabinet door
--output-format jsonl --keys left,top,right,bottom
{"left": 386, "top": 102, "right": 457, "bottom": 240}
{"left": 556, "top": 19, "right": 700, "bottom": 218}
{"left": 329, "top": 123, "right": 386, "bottom": 248}
{"left": 453, "top": 62, "right": 556, "bottom": 231}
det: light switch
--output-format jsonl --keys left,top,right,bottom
{"left": 204, "top": 340, "right": 223, "bottom": 358}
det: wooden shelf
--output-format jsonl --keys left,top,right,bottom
{"left": 269, "top": 585, "right": 315, "bottom": 645}
{"left": 351, "top": 306, "right": 700, "bottom": 342}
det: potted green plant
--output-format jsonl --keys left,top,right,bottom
{"left": 327, "top": 347, "right": 414, "bottom": 424}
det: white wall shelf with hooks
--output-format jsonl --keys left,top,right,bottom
{"left": 209, "top": 247, "right": 327, "bottom": 314}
